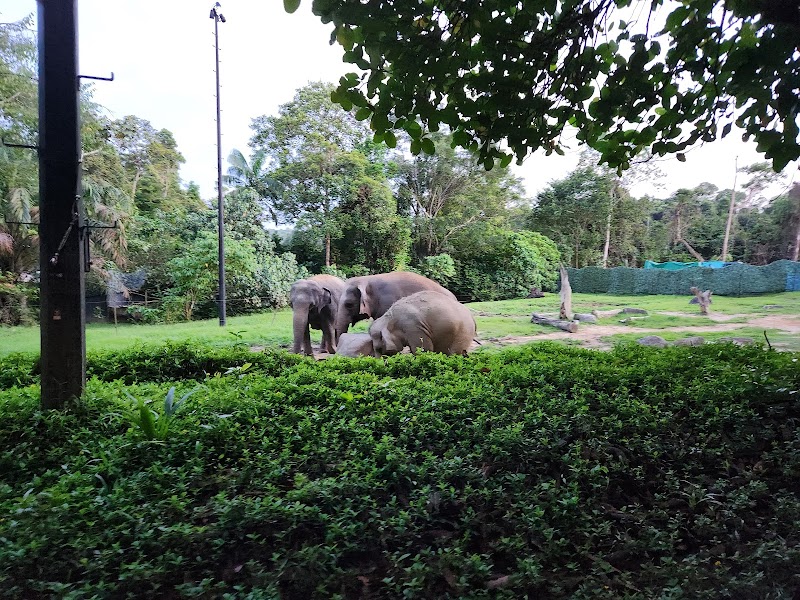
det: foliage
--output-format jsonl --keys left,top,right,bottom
{"left": 1, "top": 343, "right": 800, "bottom": 598}
{"left": 299, "top": 0, "right": 800, "bottom": 172}
{"left": 125, "top": 386, "right": 200, "bottom": 441}
{"left": 416, "top": 253, "right": 456, "bottom": 285}
{"left": 450, "top": 226, "right": 560, "bottom": 301}
{"left": 0, "top": 273, "right": 35, "bottom": 326}
{"left": 396, "top": 132, "right": 526, "bottom": 262}
{"left": 163, "top": 232, "right": 262, "bottom": 321}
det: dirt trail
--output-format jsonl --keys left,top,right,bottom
{"left": 487, "top": 312, "right": 800, "bottom": 351}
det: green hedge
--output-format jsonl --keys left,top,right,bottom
{"left": 1, "top": 343, "right": 799, "bottom": 598}
{"left": 567, "top": 259, "right": 800, "bottom": 295}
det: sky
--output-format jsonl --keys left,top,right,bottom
{"left": 2, "top": 0, "right": 795, "bottom": 201}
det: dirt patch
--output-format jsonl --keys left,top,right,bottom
{"left": 486, "top": 313, "right": 800, "bottom": 351}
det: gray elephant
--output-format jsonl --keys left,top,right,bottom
{"left": 369, "top": 291, "right": 476, "bottom": 356}
{"left": 289, "top": 274, "right": 345, "bottom": 356}
{"left": 334, "top": 271, "right": 457, "bottom": 341}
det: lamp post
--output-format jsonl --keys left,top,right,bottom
{"left": 210, "top": 2, "right": 226, "bottom": 326}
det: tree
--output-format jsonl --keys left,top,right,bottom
{"left": 527, "top": 168, "right": 612, "bottom": 268}
{"left": 396, "top": 132, "right": 524, "bottom": 261}
{"left": 250, "top": 83, "right": 374, "bottom": 267}
{"left": 224, "top": 149, "right": 282, "bottom": 225}
{"left": 291, "top": 0, "right": 800, "bottom": 172}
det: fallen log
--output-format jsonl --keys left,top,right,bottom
{"left": 532, "top": 313, "right": 579, "bottom": 333}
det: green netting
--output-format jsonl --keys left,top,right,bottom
{"left": 565, "top": 260, "right": 799, "bottom": 295}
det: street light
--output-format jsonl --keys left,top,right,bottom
{"left": 210, "top": 2, "right": 226, "bottom": 326}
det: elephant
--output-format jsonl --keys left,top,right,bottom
{"left": 289, "top": 274, "right": 345, "bottom": 356}
{"left": 369, "top": 291, "right": 477, "bottom": 356}
{"left": 334, "top": 271, "right": 457, "bottom": 341}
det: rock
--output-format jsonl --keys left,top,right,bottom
{"left": 527, "top": 286, "right": 545, "bottom": 298}
{"left": 573, "top": 313, "right": 598, "bottom": 323}
{"left": 637, "top": 335, "right": 668, "bottom": 348}
{"left": 717, "top": 336, "right": 755, "bottom": 346}
{"left": 673, "top": 336, "right": 705, "bottom": 346}
{"left": 335, "top": 333, "right": 374, "bottom": 357}
{"left": 622, "top": 307, "right": 649, "bottom": 315}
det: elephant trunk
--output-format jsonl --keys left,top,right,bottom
{"left": 334, "top": 312, "right": 351, "bottom": 343}
{"left": 292, "top": 307, "right": 311, "bottom": 355}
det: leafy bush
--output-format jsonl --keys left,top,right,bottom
{"left": 415, "top": 253, "right": 456, "bottom": 284}
{"left": 451, "top": 227, "right": 560, "bottom": 301}
{"left": 0, "top": 273, "right": 36, "bottom": 326}
{"left": 1, "top": 343, "right": 799, "bottom": 598}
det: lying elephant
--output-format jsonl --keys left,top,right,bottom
{"left": 369, "top": 291, "right": 476, "bottom": 356}
{"left": 289, "top": 274, "right": 345, "bottom": 355}
{"left": 334, "top": 271, "right": 457, "bottom": 341}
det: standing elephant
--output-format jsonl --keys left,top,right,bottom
{"left": 334, "top": 271, "right": 457, "bottom": 341}
{"left": 369, "top": 291, "right": 476, "bottom": 356}
{"left": 289, "top": 274, "right": 345, "bottom": 356}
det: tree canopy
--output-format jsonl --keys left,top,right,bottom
{"left": 289, "top": 0, "right": 800, "bottom": 173}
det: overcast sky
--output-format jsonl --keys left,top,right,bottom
{"left": 2, "top": 0, "right": 795, "bottom": 201}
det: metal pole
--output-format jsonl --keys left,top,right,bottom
{"left": 37, "top": 0, "right": 86, "bottom": 408}
{"left": 212, "top": 5, "right": 226, "bottom": 326}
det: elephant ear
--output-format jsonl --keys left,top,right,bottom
{"left": 358, "top": 284, "right": 371, "bottom": 317}
{"left": 321, "top": 287, "right": 332, "bottom": 306}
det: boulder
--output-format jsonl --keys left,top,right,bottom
{"left": 673, "top": 336, "right": 705, "bottom": 347}
{"left": 335, "top": 333, "right": 374, "bottom": 357}
{"left": 622, "top": 307, "right": 649, "bottom": 315}
{"left": 527, "top": 286, "right": 545, "bottom": 298}
{"left": 637, "top": 335, "right": 668, "bottom": 348}
{"left": 718, "top": 336, "right": 755, "bottom": 346}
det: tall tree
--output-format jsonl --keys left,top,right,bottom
{"left": 527, "top": 168, "right": 612, "bottom": 268}
{"left": 250, "top": 83, "right": 373, "bottom": 266}
{"left": 396, "top": 132, "right": 523, "bottom": 260}
{"left": 294, "top": 0, "right": 800, "bottom": 172}
{"left": 224, "top": 149, "right": 282, "bottom": 225}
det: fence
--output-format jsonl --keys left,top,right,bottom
{"left": 564, "top": 260, "right": 800, "bottom": 296}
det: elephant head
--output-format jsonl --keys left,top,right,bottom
{"left": 290, "top": 279, "right": 333, "bottom": 355}
{"left": 334, "top": 272, "right": 457, "bottom": 342}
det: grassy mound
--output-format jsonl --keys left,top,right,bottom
{"left": 1, "top": 343, "right": 799, "bottom": 598}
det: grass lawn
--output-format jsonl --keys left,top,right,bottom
{"left": 1, "top": 291, "right": 798, "bottom": 356}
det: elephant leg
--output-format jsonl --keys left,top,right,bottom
{"left": 408, "top": 333, "right": 434, "bottom": 354}
{"left": 322, "top": 320, "right": 336, "bottom": 353}
{"left": 303, "top": 326, "right": 313, "bottom": 356}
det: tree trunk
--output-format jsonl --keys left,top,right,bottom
{"left": 602, "top": 206, "right": 612, "bottom": 268}
{"left": 678, "top": 237, "right": 705, "bottom": 262}
{"left": 721, "top": 160, "right": 737, "bottom": 260}
{"left": 690, "top": 287, "right": 713, "bottom": 315}
{"left": 559, "top": 265, "right": 572, "bottom": 320}
{"left": 792, "top": 221, "right": 800, "bottom": 261}
{"left": 325, "top": 233, "right": 331, "bottom": 267}
{"left": 531, "top": 313, "right": 579, "bottom": 332}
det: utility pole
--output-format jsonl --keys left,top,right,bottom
{"left": 210, "top": 2, "right": 226, "bottom": 326}
{"left": 37, "top": 0, "right": 85, "bottom": 408}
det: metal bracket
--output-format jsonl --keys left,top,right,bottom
{"left": 78, "top": 72, "right": 114, "bottom": 82}
{"left": 1, "top": 137, "right": 38, "bottom": 150}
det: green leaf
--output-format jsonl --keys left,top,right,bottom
{"left": 410, "top": 139, "right": 421, "bottom": 155}
{"left": 676, "top": 152, "right": 686, "bottom": 162}
{"left": 283, "top": 0, "right": 301, "bottom": 13}
{"left": 384, "top": 130, "right": 397, "bottom": 148}
{"left": 420, "top": 137, "right": 435, "bottom": 155}
{"left": 355, "top": 107, "right": 372, "bottom": 121}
